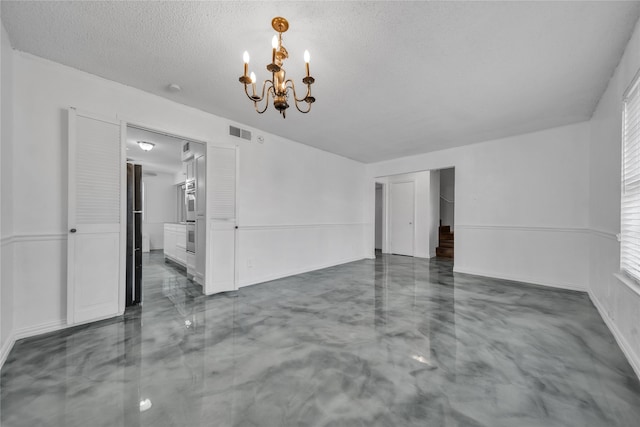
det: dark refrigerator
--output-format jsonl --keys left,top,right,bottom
{"left": 126, "top": 163, "right": 142, "bottom": 306}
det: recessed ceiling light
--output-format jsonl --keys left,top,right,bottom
{"left": 137, "top": 141, "right": 155, "bottom": 151}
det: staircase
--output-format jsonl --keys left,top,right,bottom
{"left": 436, "top": 225, "right": 454, "bottom": 258}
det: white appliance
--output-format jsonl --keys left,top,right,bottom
{"left": 185, "top": 179, "right": 196, "bottom": 222}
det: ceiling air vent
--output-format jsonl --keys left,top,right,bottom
{"left": 229, "top": 125, "right": 252, "bottom": 141}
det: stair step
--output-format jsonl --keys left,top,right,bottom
{"left": 440, "top": 240, "right": 454, "bottom": 248}
{"left": 436, "top": 247, "right": 454, "bottom": 258}
{"left": 439, "top": 232, "right": 454, "bottom": 240}
{"left": 439, "top": 225, "right": 451, "bottom": 234}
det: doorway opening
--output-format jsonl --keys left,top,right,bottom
{"left": 435, "top": 168, "right": 455, "bottom": 259}
{"left": 374, "top": 168, "right": 455, "bottom": 261}
{"left": 125, "top": 125, "right": 206, "bottom": 307}
{"left": 375, "top": 183, "right": 384, "bottom": 256}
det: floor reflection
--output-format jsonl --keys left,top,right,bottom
{"left": 2, "top": 252, "right": 640, "bottom": 426}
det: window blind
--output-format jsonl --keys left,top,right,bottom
{"left": 622, "top": 72, "right": 640, "bottom": 283}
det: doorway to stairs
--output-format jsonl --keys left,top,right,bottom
{"left": 375, "top": 183, "right": 384, "bottom": 255}
{"left": 374, "top": 167, "right": 455, "bottom": 261}
{"left": 436, "top": 167, "right": 455, "bottom": 259}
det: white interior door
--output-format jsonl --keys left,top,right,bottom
{"left": 390, "top": 181, "right": 415, "bottom": 256}
{"left": 205, "top": 144, "right": 238, "bottom": 295}
{"left": 67, "top": 108, "right": 124, "bottom": 325}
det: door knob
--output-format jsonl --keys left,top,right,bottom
{"left": 70, "top": 228, "right": 77, "bottom": 233}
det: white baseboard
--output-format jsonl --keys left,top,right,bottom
{"left": 14, "top": 319, "right": 67, "bottom": 340}
{"left": 238, "top": 256, "right": 365, "bottom": 288}
{"left": 453, "top": 267, "right": 586, "bottom": 292}
{"left": 589, "top": 291, "right": 640, "bottom": 380}
{"left": 0, "top": 334, "right": 15, "bottom": 368}
{"left": 13, "top": 309, "right": 126, "bottom": 342}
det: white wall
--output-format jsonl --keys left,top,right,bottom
{"left": 588, "top": 18, "right": 640, "bottom": 378}
{"left": 8, "top": 51, "right": 368, "bottom": 340}
{"left": 440, "top": 167, "right": 455, "bottom": 228}
{"left": 367, "top": 121, "right": 591, "bottom": 291}
{"left": 142, "top": 173, "right": 177, "bottom": 250}
{"left": 0, "top": 20, "right": 14, "bottom": 366}
{"left": 236, "top": 130, "right": 367, "bottom": 287}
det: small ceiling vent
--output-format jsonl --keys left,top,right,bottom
{"left": 229, "top": 125, "right": 252, "bottom": 141}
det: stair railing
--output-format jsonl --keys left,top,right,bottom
{"left": 440, "top": 195, "right": 454, "bottom": 204}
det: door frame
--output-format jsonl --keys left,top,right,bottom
{"left": 374, "top": 180, "right": 389, "bottom": 255}
{"left": 116, "top": 115, "right": 234, "bottom": 298}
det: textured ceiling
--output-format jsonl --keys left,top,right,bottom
{"left": 126, "top": 126, "right": 191, "bottom": 176}
{"left": 3, "top": 1, "right": 640, "bottom": 163}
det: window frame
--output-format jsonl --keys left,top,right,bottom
{"left": 620, "top": 68, "right": 640, "bottom": 285}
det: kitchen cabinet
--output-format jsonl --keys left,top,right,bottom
{"left": 195, "top": 218, "right": 205, "bottom": 285}
{"left": 196, "top": 155, "right": 206, "bottom": 216}
{"left": 164, "top": 226, "right": 176, "bottom": 260}
{"left": 164, "top": 223, "right": 187, "bottom": 268}
{"left": 186, "top": 252, "right": 196, "bottom": 276}
{"left": 186, "top": 160, "right": 195, "bottom": 182}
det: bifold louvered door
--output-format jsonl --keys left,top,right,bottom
{"left": 206, "top": 145, "right": 238, "bottom": 295}
{"left": 67, "top": 108, "right": 124, "bottom": 325}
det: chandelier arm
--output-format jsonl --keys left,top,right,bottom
{"left": 284, "top": 79, "right": 310, "bottom": 103}
{"left": 293, "top": 98, "right": 312, "bottom": 114}
{"left": 243, "top": 79, "right": 272, "bottom": 103}
{"left": 254, "top": 83, "right": 275, "bottom": 114}
{"left": 284, "top": 79, "right": 312, "bottom": 113}
{"left": 242, "top": 84, "right": 253, "bottom": 102}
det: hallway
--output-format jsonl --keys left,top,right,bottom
{"left": 2, "top": 254, "right": 640, "bottom": 426}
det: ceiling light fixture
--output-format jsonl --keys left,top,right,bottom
{"left": 239, "top": 17, "right": 315, "bottom": 118}
{"left": 137, "top": 141, "right": 155, "bottom": 151}
{"left": 139, "top": 398, "right": 152, "bottom": 412}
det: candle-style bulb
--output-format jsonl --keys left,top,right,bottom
{"left": 272, "top": 35, "right": 278, "bottom": 49}
{"left": 243, "top": 51, "right": 250, "bottom": 64}
{"left": 303, "top": 50, "right": 311, "bottom": 78}
{"left": 250, "top": 72, "right": 256, "bottom": 84}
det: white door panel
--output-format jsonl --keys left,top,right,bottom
{"left": 205, "top": 145, "right": 238, "bottom": 295}
{"left": 208, "top": 220, "right": 236, "bottom": 294}
{"left": 390, "top": 181, "right": 415, "bottom": 256}
{"left": 67, "top": 108, "right": 124, "bottom": 325}
{"left": 72, "top": 231, "right": 120, "bottom": 322}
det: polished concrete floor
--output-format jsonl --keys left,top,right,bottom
{"left": 2, "top": 251, "right": 640, "bottom": 426}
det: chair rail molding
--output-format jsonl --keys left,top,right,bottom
{"left": 455, "top": 224, "right": 588, "bottom": 234}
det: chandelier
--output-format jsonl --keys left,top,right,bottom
{"left": 239, "top": 17, "right": 315, "bottom": 118}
